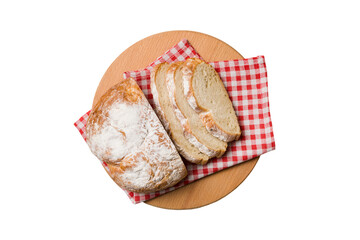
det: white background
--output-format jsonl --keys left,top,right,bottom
{"left": 1, "top": 0, "right": 359, "bottom": 239}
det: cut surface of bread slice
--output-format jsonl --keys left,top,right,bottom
{"left": 166, "top": 62, "right": 218, "bottom": 160}
{"left": 167, "top": 62, "right": 228, "bottom": 158}
{"left": 150, "top": 63, "right": 209, "bottom": 164}
{"left": 182, "top": 58, "right": 241, "bottom": 142}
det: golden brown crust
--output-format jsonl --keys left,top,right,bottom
{"left": 107, "top": 159, "right": 187, "bottom": 193}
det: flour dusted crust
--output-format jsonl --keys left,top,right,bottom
{"left": 86, "top": 78, "right": 187, "bottom": 193}
{"left": 150, "top": 63, "right": 209, "bottom": 165}
{"left": 182, "top": 58, "right": 241, "bottom": 142}
{"left": 166, "top": 62, "right": 219, "bottom": 159}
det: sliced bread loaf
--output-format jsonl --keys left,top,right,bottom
{"left": 167, "top": 62, "right": 228, "bottom": 158}
{"left": 150, "top": 63, "right": 209, "bottom": 165}
{"left": 182, "top": 58, "right": 241, "bottom": 142}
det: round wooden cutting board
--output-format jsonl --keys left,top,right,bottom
{"left": 93, "top": 30, "right": 259, "bottom": 209}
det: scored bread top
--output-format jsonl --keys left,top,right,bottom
{"left": 167, "top": 62, "right": 228, "bottom": 158}
{"left": 86, "top": 78, "right": 187, "bottom": 193}
{"left": 150, "top": 63, "right": 209, "bottom": 164}
{"left": 182, "top": 58, "right": 241, "bottom": 142}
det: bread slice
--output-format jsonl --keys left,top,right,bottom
{"left": 150, "top": 63, "right": 209, "bottom": 164}
{"left": 165, "top": 62, "right": 219, "bottom": 160}
{"left": 167, "top": 62, "right": 228, "bottom": 158}
{"left": 182, "top": 58, "right": 241, "bottom": 142}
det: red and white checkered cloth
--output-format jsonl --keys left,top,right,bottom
{"left": 74, "top": 39, "right": 275, "bottom": 204}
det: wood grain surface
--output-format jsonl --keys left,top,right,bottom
{"left": 93, "top": 30, "right": 259, "bottom": 209}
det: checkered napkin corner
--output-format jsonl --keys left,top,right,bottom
{"left": 74, "top": 110, "right": 91, "bottom": 141}
{"left": 74, "top": 39, "right": 275, "bottom": 204}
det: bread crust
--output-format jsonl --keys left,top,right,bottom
{"left": 86, "top": 78, "right": 187, "bottom": 193}
{"left": 150, "top": 63, "right": 209, "bottom": 164}
{"left": 182, "top": 58, "right": 241, "bottom": 142}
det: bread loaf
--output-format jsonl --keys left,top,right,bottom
{"left": 182, "top": 58, "right": 241, "bottom": 142}
{"left": 166, "top": 62, "right": 228, "bottom": 159}
{"left": 151, "top": 63, "right": 209, "bottom": 164}
{"left": 86, "top": 78, "right": 187, "bottom": 193}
